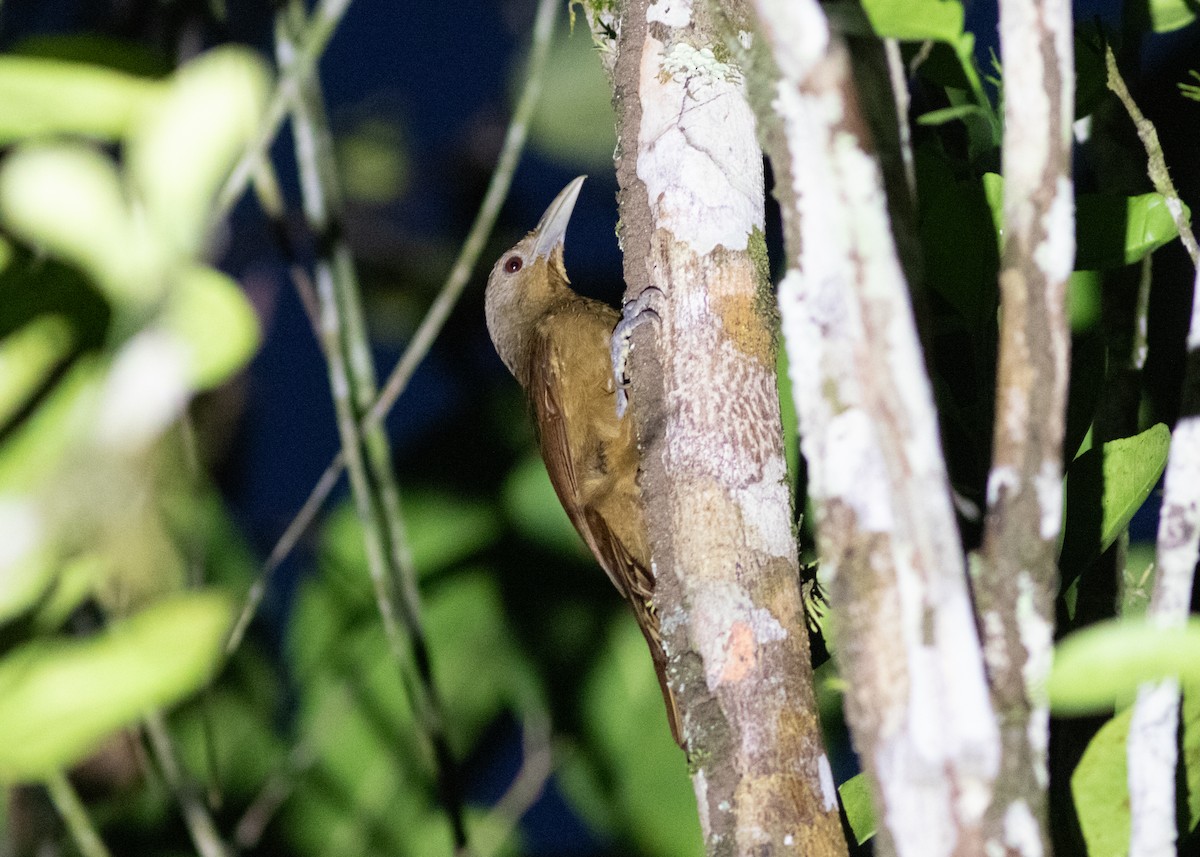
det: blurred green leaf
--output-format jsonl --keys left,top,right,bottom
{"left": 583, "top": 617, "right": 702, "bottom": 857}
{"left": 0, "top": 55, "right": 163, "bottom": 143}
{"left": 128, "top": 46, "right": 270, "bottom": 259}
{"left": 337, "top": 118, "right": 411, "bottom": 205}
{"left": 1068, "top": 270, "right": 1102, "bottom": 332}
{"left": 1076, "top": 192, "right": 1184, "bottom": 270}
{"left": 0, "top": 591, "right": 233, "bottom": 781}
{"left": 527, "top": 25, "right": 616, "bottom": 170}
{"left": 839, "top": 772, "right": 877, "bottom": 844}
{"left": 1059, "top": 423, "right": 1169, "bottom": 579}
{"left": 503, "top": 453, "right": 587, "bottom": 559}
{"left": 0, "top": 143, "right": 156, "bottom": 304}
{"left": 161, "top": 266, "right": 260, "bottom": 389}
{"left": 11, "top": 34, "right": 171, "bottom": 78}
{"left": 1148, "top": 0, "right": 1195, "bottom": 33}
{"left": 1050, "top": 619, "right": 1200, "bottom": 714}
{"left": 426, "top": 571, "right": 542, "bottom": 750}
{"left": 0, "top": 315, "right": 74, "bottom": 429}
{"left": 861, "top": 0, "right": 964, "bottom": 42}
{"left": 0, "top": 500, "right": 54, "bottom": 625}
{"left": 777, "top": 345, "right": 798, "bottom": 487}
{"left": 917, "top": 103, "right": 989, "bottom": 127}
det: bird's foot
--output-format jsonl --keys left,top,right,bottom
{"left": 611, "top": 287, "right": 665, "bottom": 418}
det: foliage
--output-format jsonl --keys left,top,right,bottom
{"left": 0, "top": 0, "right": 1197, "bottom": 856}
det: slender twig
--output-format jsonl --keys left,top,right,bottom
{"left": 277, "top": 0, "right": 472, "bottom": 847}
{"left": 223, "top": 0, "right": 559, "bottom": 657}
{"left": 1127, "top": 265, "right": 1200, "bottom": 857}
{"left": 144, "top": 711, "right": 231, "bottom": 857}
{"left": 213, "top": 0, "right": 354, "bottom": 220}
{"left": 45, "top": 771, "right": 113, "bottom": 857}
{"left": 476, "top": 709, "right": 554, "bottom": 857}
{"left": 1106, "top": 46, "right": 1200, "bottom": 269}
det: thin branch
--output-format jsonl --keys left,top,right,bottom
{"left": 973, "top": 0, "right": 1074, "bottom": 851}
{"left": 1127, "top": 263, "right": 1200, "bottom": 857}
{"left": 1106, "top": 46, "right": 1200, "bottom": 269}
{"left": 276, "top": 0, "right": 468, "bottom": 847}
{"left": 475, "top": 709, "right": 553, "bottom": 857}
{"left": 143, "top": 712, "right": 231, "bottom": 857}
{"left": 45, "top": 772, "right": 112, "bottom": 857}
{"left": 213, "top": 0, "right": 354, "bottom": 220}
{"left": 224, "top": 0, "right": 559, "bottom": 657}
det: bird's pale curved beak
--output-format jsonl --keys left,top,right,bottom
{"left": 532, "top": 175, "right": 586, "bottom": 260}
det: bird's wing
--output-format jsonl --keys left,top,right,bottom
{"left": 526, "top": 307, "right": 628, "bottom": 596}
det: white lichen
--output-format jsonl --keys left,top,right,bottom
{"left": 986, "top": 465, "right": 1020, "bottom": 508}
{"left": 1033, "top": 176, "right": 1074, "bottom": 284}
{"left": 1003, "top": 799, "right": 1044, "bottom": 857}
{"left": 1033, "top": 458, "right": 1063, "bottom": 541}
{"left": 817, "top": 753, "right": 837, "bottom": 812}
{"left": 636, "top": 34, "right": 762, "bottom": 254}
{"left": 646, "top": 0, "right": 692, "bottom": 27}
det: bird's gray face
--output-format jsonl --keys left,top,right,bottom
{"left": 484, "top": 176, "right": 586, "bottom": 378}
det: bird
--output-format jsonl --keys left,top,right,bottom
{"left": 484, "top": 176, "right": 683, "bottom": 747}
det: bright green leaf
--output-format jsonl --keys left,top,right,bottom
{"left": 128, "top": 46, "right": 269, "bottom": 259}
{"left": 839, "top": 772, "right": 877, "bottom": 845}
{"left": 0, "top": 590, "right": 233, "bottom": 781}
{"left": 1060, "top": 423, "right": 1169, "bottom": 578}
{"left": 1050, "top": 619, "right": 1200, "bottom": 714}
{"left": 1072, "top": 688, "right": 1200, "bottom": 854}
{"left": 1076, "top": 192, "right": 1184, "bottom": 270}
{"left": 0, "top": 315, "right": 74, "bottom": 428}
{"left": 0, "top": 499, "right": 52, "bottom": 624}
{"left": 0, "top": 143, "right": 158, "bottom": 304}
{"left": 1148, "top": 0, "right": 1195, "bottom": 33}
{"left": 1068, "top": 270, "right": 1102, "bottom": 331}
{"left": 160, "top": 266, "right": 260, "bottom": 389}
{"left": 860, "top": 0, "right": 964, "bottom": 42}
{"left": 777, "top": 345, "right": 798, "bottom": 486}
{"left": 0, "top": 55, "right": 162, "bottom": 143}
{"left": 1072, "top": 706, "right": 1132, "bottom": 856}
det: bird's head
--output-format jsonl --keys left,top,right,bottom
{"left": 485, "top": 175, "right": 585, "bottom": 378}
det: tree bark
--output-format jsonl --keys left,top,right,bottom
{"left": 976, "top": 0, "right": 1074, "bottom": 853}
{"left": 576, "top": 1, "right": 849, "bottom": 855}
{"left": 738, "top": 2, "right": 1003, "bottom": 856}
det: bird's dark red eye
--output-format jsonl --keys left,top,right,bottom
{"left": 504, "top": 256, "right": 523, "bottom": 274}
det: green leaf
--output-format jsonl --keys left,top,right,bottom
{"left": 0, "top": 315, "right": 75, "bottom": 429}
{"left": 1076, "top": 192, "right": 1185, "bottom": 270}
{"left": 0, "top": 591, "right": 233, "bottom": 781}
{"left": 777, "top": 345, "right": 799, "bottom": 487}
{"left": 917, "top": 103, "right": 989, "bottom": 127}
{"left": 1059, "top": 423, "right": 1169, "bottom": 579}
{"left": 0, "top": 55, "right": 163, "bottom": 143}
{"left": 503, "top": 453, "right": 588, "bottom": 559}
{"left": 1050, "top": 619, "right": 1200, "bottom": 714}
{"left": 1071, "top": 706, "right": 1132, "bottom": 856}
{"left": 128, "top": 46, "right": 269, "bottom": 259}
{"left": 0, "top": 143, "right": 158, "bottom": 304}
{"left": 160, "top": 266, "right": 260, "bottom": 389}
{"left": 1148, "top": 0, "right": 1195, "bottom": 33}
{"left": 860, "top": 0, "right": 964, "bottom": 42}
{"left": 583, "top": 617, "right": 702, "bottom": 857}
{"left": 1072, "top": 688, "right": 1200, "bottom": 854}
{"left": 0, "top": 500, "right": 54, "bottom": 625}
{"left": 839, "top": 772, "right": 877, "bottom": 845}
{"left": 527, "top": 25, "right": 616, "bottom": 170}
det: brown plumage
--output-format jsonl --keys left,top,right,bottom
{"left": 484, "top": 177, "right": 682, "bottom": 747}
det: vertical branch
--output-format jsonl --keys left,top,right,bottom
{"left": 273, "top": 2, "right": 467, "bottom": 850}
{"left": 976, "top": 0, "right": 1074, "bottom": 852}
{"left": 1126, "top": 270, "right": 1200, "bottom": 857}
{"left": 743, "top": 2, "right": 1001, "bottom": 856}
{"left": 580, "top": 0, "right": 848, "bottom": 853}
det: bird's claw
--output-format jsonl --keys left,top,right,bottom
{"left": 611, "top": 287, "right": 665, "bottom": 419}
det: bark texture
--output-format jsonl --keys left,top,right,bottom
{"left": 976, "top": 0, "right": 1074, "bottom": 853}
{"left": 577, "top": 1, "right": 849, "bottom": 854}
{"left": 740, "top": 2, "right": 1003, "bottom": 856}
